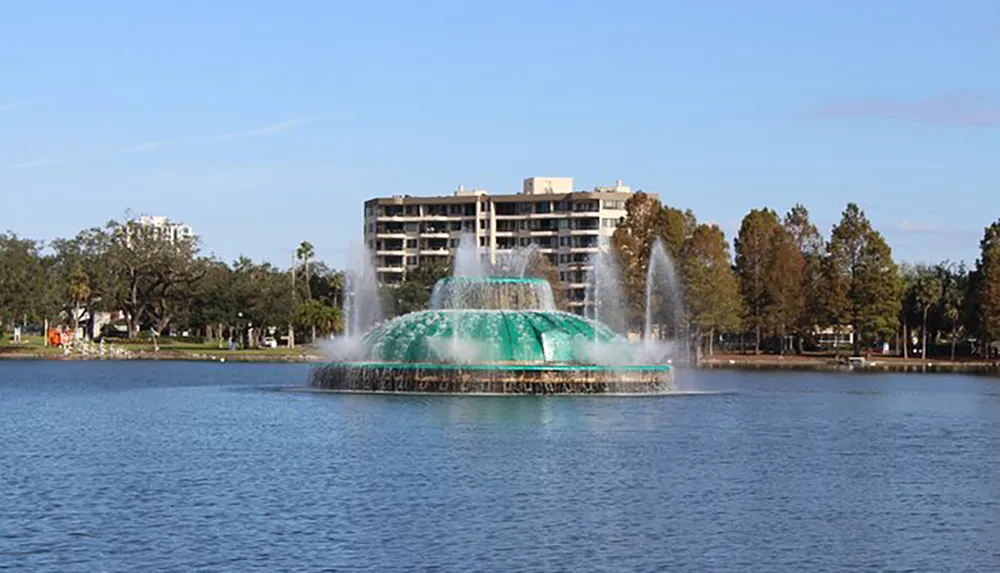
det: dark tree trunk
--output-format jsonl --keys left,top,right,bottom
{"left": 903, "top": 321, "right": 909, "bottom": 359}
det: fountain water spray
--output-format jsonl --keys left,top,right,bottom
{"left": 341, "top": 242, "right": 383, "bottom": 339}
{"left": 312, "top": 232, "right": 679, "bottom": 393}
{"left": 643, "top": 238, "right": 688, "bottom": 365}
{"left": 586, "top": 234, "right": 626, "bottom": 335}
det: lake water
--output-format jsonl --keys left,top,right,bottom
{"left": 2, "top": 361, "right": 999, "bottom": 572}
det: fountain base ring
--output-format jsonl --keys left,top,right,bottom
{"left": 309, "top": 362, "right": 675, "bottom": 395}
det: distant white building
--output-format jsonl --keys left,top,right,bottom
{"left": 135, "top": 215, "right": 196, "bottom": 244}
{"left": 363, "top": 176, "right": 637, "bottom": 315}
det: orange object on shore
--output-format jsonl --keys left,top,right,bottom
{"left": 48, "top": 328, "right": 72, "bottom": 346}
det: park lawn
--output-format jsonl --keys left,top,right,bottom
{"left": 0, "top": 335, "right": 62, "bottom": 356}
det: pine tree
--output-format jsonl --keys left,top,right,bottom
{"left": 682, "top": 224, "right": 741, "bottom": 358}
{"left": 783, "top": 204, "right": 825, "bottom": 349}
{"left": 974, "top": 220, "right": 1000, "bottom": 357}
{"left": 734, "top": 208, "right": 780, "bottom": 352}
{"left": 764, "top": 225, "right": 805, "bottom": 353}
{"left": 826, "top": 204, "right": 900, "bottom": 354}
{"left": 853, "top": 230, "right": 902, "bottom": 353}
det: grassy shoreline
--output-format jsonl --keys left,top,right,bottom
{"left": 0, "top": 336, "right": 322, "bottom": 363}
{"left": 3, "top": 338, "right": 999, "bottom": 374}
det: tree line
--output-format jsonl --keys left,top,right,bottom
{"left": 611, "top": 192, "right": 1000, "bottom": 359}
{"left": 0, "top": 215, "right": 559, "bottom": 346}
{"left": 4, "top": 205, "right": 1000, "bottom": 359}
{"left": 0, "top": 218, "right": 343, "bottom": 346}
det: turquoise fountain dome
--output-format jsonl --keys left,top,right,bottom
{"left": 356, "top": 276, "right": 630, "bottom": 364}
{"left": 311, "top": 273, "right": 674, "bottom": 394}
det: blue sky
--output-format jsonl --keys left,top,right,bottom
{"left": 2, "top": 0, "right": 998, "bottom": 269}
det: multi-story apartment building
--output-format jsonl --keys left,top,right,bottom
{"left": 136, "top": 215, "right": 196, "bottom": 244}
{"left": 363, "top": 176, "right": 649, "bottom": 315}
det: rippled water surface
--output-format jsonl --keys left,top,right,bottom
{"left": 2, "top": 361, "right": 1000, "bottom": 572}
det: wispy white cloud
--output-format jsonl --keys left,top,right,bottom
{"left": 119, "top": 140, "right": 173, "bottom": 153}
{"left": 892, "top": 220, "right": 980, "bottom": 238}
{"left": 1, "top": 158, "right": 62, "bottom": 170}
{"left": 207, "top": 117, "right": 315, "bottom": 140}
{"left": 814, "top": 90, "right": 1000, "bottom": 127}
{"left": 895, "top": 220, "right": 943, "bottom": 234}
{"left": 0, "top": 100, "right": 32, "bottom": 113}
{"left": 1, "top": 116, "right": 317, "bottom": 171}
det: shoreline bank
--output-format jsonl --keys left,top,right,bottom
{"left": 699, "top": 354, "right": 1000, "bottom": 376}
{"left": 2, "top": 350, "right": 999, "bottom": 375}
{"left": 0, "top": 350, "right": 322, "bottom": 363}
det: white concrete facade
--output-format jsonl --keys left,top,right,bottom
{"left": 136, "top": 215, "right": 196, "bottom": 244}
{"left": 363, "top": 177, "right": 646, "bottom": 315}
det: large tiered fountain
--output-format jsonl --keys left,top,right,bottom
{"left": 310, "top": 235, "right": 685, "bottom": 395}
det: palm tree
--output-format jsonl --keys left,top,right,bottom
{"left": 296, "top": 241, "right": 315, "bottom": 301}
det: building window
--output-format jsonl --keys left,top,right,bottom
{"left": 603, "top": 200, "right": 625, "bottom": 210}
{"left": 406, "top": 239, "right": 417, "bottom": 249}
{"left": 603, "top": 218, "right": 619, "bottom": 228}
{"left": 406, "top": 256, "right": 417, "bottom": 266}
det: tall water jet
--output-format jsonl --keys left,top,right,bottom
{"left": 343, "top": 243, "right": 383, "bottom": 339}
{"left": 644, "top": 238, "right": 687, "bottom": 364}
{"left": 587, "top": 234, "right": 626, "bottom": 335}
{"left": 452, "top": 231, "right": 484, "bottom": 278}
{"left": 496, "top": 243, "right": 540, "bottom": 278}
